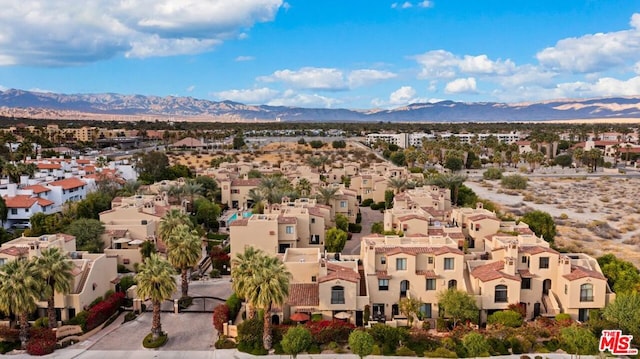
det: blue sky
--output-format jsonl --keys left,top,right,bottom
{"left": 1, "top": 0, "right": 640, "bottom": 109}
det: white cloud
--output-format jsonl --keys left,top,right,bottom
{"left": 401, "top": 2, "right": 413, "bottom": 8}
{"left": 414, "top": 50, "right": 516, "bottom": 79}
{"left": 214, "top": 87, "right": 279, "bottom": 104}
{"left": 0, "top": 0, "right": 285, "bottom": 66}
{"left": 372, "top": 86, "right": 428, "bottom": 107}
{"left": 235, "top": 55, "right": 255, "bottom": 62}
{"left": 536, "top": 13, "right": 640, "bottom": 73}
{"left": 258, "top": 67, "right": 347, "bottom": 90}
{"left": 186, "top": 85, "right": 195, "bottom": 92}
{"left": 0, "top": 85, "right": 7, "bottom": 91}
{"left": 348, "top": 69, "right": 397, "bottom": 88}
{"left": 417, "top": 1, "right": 433, "bottom": 8}
{"left": 444, "top": 77, "right": 477, "bottom": 94}
{"left": 266, "top": 89, "right": 342, "bottom": 108}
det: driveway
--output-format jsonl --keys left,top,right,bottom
{"left": 344, "top": 206, "right": 384, "bottom": 255}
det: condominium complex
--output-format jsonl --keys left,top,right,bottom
{"left": 366, "top": 131, "right": 522, "bottom": 148}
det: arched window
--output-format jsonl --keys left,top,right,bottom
{"left": 580, "top": 283, "right": 594, "bottom": 302}
{"left": 495, "top": 285, "right": 508, "bottom": 303}
{"left": 448, "top": 280, "right": 457, "bottom": 289}
{"left": 331, "top": 286, "right": 345, "bottom": 304}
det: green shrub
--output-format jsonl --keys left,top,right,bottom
{"left": 119, "top": 275, "right": 136, "bottom": 293}
{"left": 483, "top": 168, "right": 503, "bottom": 180}
{"left": 88, "top": 296, "right": 103, "bottom": 309}
{"left": 214, "top": 336, "right": 237, "bottom": 349}
{"left": 103, "top": 289, "right": 116, "bottom": 300}
{"left": 487, "top": 310, "right": 523, "bottom": 327}
{"left": 348, "top": 223, "right": 362, "bottom": 233}
{"left": 33, "top": 317, "right": 49, "bottom": 328}
{"left": 543, "top": 339, "right": 560, "bottom": 351}
{"left": 360, "top": 198, "right": 374, "bottom": 207}
{"left": 555, "top": 313, "right": 572, "bottom": 322}
{"left": 237, "top": 317, "right": 263, "bottom": 354}
{"left": 501, "top": 174, "right": 528, "bottom": 190}
{"left": 424, "top": 347, "right": 458, "bottom": 358}
{"left": 311, "top": 313, "right": 323, "bottom": 322}
{"left": 226, "top": 293, "right": 242, "bottom": 320}
{"left": 307, "top": 343, "right": 321, "bottom": 354}
{"left": 66, "top": 310, "right": 89, "bottom": 331}
{"left": 395, "top": 345, "right": 417, "bottom": 356}
{"left": 509, "top": 337, "right": 524, "bottom": 354}
{"left": 117, "top": 264, "right": 131, "bottom": 273}
{"left": 124, "top": 312, "right": 137, "bottom": 323}
{"left": 0, "top": 341, "right": 20, "bottom": 354}
{"left": 142, "top": 332, "right": 168, "bottom": 348}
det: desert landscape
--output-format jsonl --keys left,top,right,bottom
{"left": 468, "top": 176, "right": 640, "bottom": 267}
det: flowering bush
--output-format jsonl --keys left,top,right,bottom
{"left": 213, "top": 304, "right": 230, "bottom": 333}
{"left": 86, "top": 292, "right": 125, "bottom": 331}
{"left": 26, "top": 328, "right": 56, "bottom": 356}
{"left": 304, "top": 320, "right": 355, "bottom": 344}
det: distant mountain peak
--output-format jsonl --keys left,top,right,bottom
{"left": 1, "top": 88, "right": 640, "bottom": 122}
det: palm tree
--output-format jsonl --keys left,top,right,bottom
{"left": 231, "top": 247, "right": 263, "bottom": 319}
{"left": 315, "top": 186, "right": 339, "bottom": 206}
{"left": 387, "top": 177, "right": 409, "bottom": 194}
{"left": 166, "top": 224, "right": 202, "bottom": 299}
{"left": 0, "top": 259, "right": 43, "bottom": 348}
{"left": 429, "top": 173, "right": 467, "bottom": 206}
{"left": 245, "top": 254, "right": 290, "bottom": 350}
{"left": 136, "top": 254, "right": 177, "bottom": 340}
{"left": 96, "top": 156, "right": 108, "bottom": 168}
{"left": 180, "top": 180, "right": 203, "bottom": 214}
{"left": 295, "top": 178, "right": 312, "bottom": 197}
{"left": 36, "top": 248, "right": 73, "bottom": 329}
{"left": 158, "top": 209, "right": 192, "bottom": 244}
{"left": 247, "top": 188, "right": 266, "bottom": 213}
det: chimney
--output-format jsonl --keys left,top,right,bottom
{"left": 504, "top": 257, "right": 516, "bottom": 276}
{"left": 560, "top": 256, "right": 571, "bottom": 275}
{"left": 7, "top": 183, "right": 17, "bottom": 197}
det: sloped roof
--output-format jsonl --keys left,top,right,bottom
{"left": 287, "top": 283, "right": 319, "bottom": 306}
{"left": 470, "top": 261, "right": 520, "bottom": 282}
{"left": 4, "top": 195, "right": 38, "bottom": 209}
{"left": 48, "top": 177, "right": 86, "bottom": 190}
{"left": 319, "top": 263, "right": 360, "bottom": 283}
{"left": 519, "top": 246, "right": 559, "bottom": 255}
{"left": 172, "top": 137, "right": 205, "bottom": 147}
{"left": 563, "top": 265, "right": 606, "bottom": 281}
{"left": 22, "top": 184, "right": 51, "bottom": 194}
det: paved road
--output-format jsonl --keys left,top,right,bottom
{"left": 344, "top": 206, "right": 384, "bottom": 255}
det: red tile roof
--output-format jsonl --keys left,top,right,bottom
{"left": 398, "top": 214, "right": 428, "bottom": 222}
{"left": 287, "top": 283, "right": 319, "bottom": 306}
{"left": 278, "top": 216, "right": 297, "bottom": 224}
{"left": 319, "top": 263, "right": 360, "bottom": 283}
{"left": 377, "top": 246, "right": 464, "bottom": 256}
{"left": 230, "top": 179, "right": 261, "bottom": 187}
{"left": 563, "top": 265, "right": 606, "bottom": 281}
{"left": 375, "top": 270, "right": 392, "bottom": 279}
{"left": 230, "top": 219, "right": 249, "bottom": 226}
{"left": 4, "top": 195, "right": 38, "bottom": 209}
{"left": 519, "top": 246, "right": 559, "bottom": 255}
{"left": 48, "top": 177, "right": 86, "bottom": 190}
{"left": 22, "top": 184, "right": 51, "bottom": 194}
{"left": 416, "top": 270, "right": 438, "bottom": 278}
{"left": 36, "top": 198, "right": 54, "bottom": 206}
{"left": 471, "top": 261, "right": 520, "bottom": 282}
{"left": 0, "top": 246, "right": 29, "bottom": 256}
{"left": 37, "top": 163, "right": 61, "bottom": 170}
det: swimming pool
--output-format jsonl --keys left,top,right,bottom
{"left": 226, "top": 211, "right": 253, "bottom": 225}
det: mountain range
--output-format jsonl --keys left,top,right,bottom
{"left": 1, "top": 88, "right": 640, "bottom": 122}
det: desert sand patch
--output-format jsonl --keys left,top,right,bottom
{"left": 467, "top": 177, "right": 640, "bottom": 267}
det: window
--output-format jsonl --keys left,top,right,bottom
{"left": 420, "top": 303, "right": 432, "bottom": 319}
{"left": 426, "top": 278, "right": 436, "bottom": 291}
{"left": 444, "top": 258, "right": 454, "bottom": 270}
{"left": 373, "top": 303, "right": 385, "bottom": 319}
{"left": 340, "top": 201, "right": 347, "bottom": 208}
{"left": 448, "top": 280, "right": 457, "bottom": 289}
{"left": 311, "top": 276, "right": 317, "bottom": 282}
{"left": 495, "top": 285, "right": 508, "bottom": 303}
{"left": 521, "top": 256, "right": 528, "bottom": 263}
{"left": 311, "top": 218, "right": 316, "bottom": 224}
{"left": 231, "top": 189, "right": 240, "bottom": 194}
{"left": 539, "top": 257, "right": 550, "bottom": 269}
{"left": 428, "top": 256, "right": 434, "bottom": 264}
{"left": 396, "top": 258, "right": 407, "bottom": 271}
{"left": 521, "top": 278, "right": 531, "bottom": 290}
{"left": 578, "top": 308, "right": 590, "bottom": 322}
{"left": 310, "top": 235, "right": 320, "bottom": 244}
{"left": 580, "top": 284, "right": 594, "bottom": 302}
{"left": 380, "top": 256, "right": 386, "bottom": 265}
{"left": 331, "top": 286, "right": 345, "bottom": 304}
{"left": 11, "top": 209, "right": 17, "bottom": 215}
{"left": 378, "top": 279, "right": 389, "bottom": 291}
{"left": 286, "top": 226, "right": 294, "bottom": 234}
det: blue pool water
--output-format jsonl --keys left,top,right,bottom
{"left": 227, "top": 211, "right": 253, "bottom": 225}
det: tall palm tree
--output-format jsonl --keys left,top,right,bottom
{"left": 0, "top": 259, "right": 43, "bottom": 348}
{"left": 136, "top": 254, "right": 177, "bottom": 340}
{"left": 387, "top": 177, "right": 409, "bottom": 194}
{"left": 180, "top": 180, "right": 203, "bottom": 214}
{"left": 315, "top": 186, "right": 339, "bottom": 206}
{"left": 295, "top": 178, "right": 312, "bottom": 197}
{"left": 231, "top": 247, "right": 263, "bottom": 319}
{"left": 36, "top": 248, "right": 73, "bottom": 329}
{"left": 247, "top": 188, "right": 266, "bottom": 213}
{"left": 429, "top": 173, "right": 467, "bottom": 206}
{"left": 158, "top": 209, "right": 192, "bottom": 244}
{"left": 166, "top": 224, "right": 202, "bottom": 299}
{"left": 247, "top": 254, "right": 290, "bottom": 350}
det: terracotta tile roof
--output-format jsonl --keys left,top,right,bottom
{"left": 428, "top": 228, "right": 444, "bottom": 235}
{"left": 563, "top": 265, "right": 606, "bottom": 281}
{"left": 518, "top": 269, "right": 536, "bottom": 278}
{"left": 519, "top": 246, "right": 559, "bottom": 255}
{"left": 48, "top": 177, "right": 86, "bottom": 190}
{"left": 515, "top": 227, "right": 534, "bottom": 234}
{"left": 308, "top": 207, "right": 324, "bottom": 216}
{"left": 319, "top": 263, "right": 360, "bottom": 283}
{"left": 57, "top": 233, "right": 76, "bottom": 242}
{"left": 287, "top": 283, "right": 319, "bottom": 306}
{"left": 0, "top": 246, "right": 29, "bottom": 256}
{"left": 416, "top": 270, "right": 438, "bottom": 278}
{"left": 37, "top": 163, "right": 61, "bottom": 170}
{"left": 446, "top": 232, "right": 464, "bottom": 238}
{"left": 4, "top": 195, "right": 37, "bottom": 208}
{"left": 278, "top": 216, "right": 297, "bottom": 224}
{"left": 230, "top": 219, "right": 249, "bottom": 226}
{"left": 471, "top": 261, "right": 520, "bottom": 282}
{"left": 375, "top": 270, "right": 392, "bottom": 279}
{"left": 230, "top": 179, "right": 261, "bottom": 187}
{"left": 36, "top": 198, "right": 55, "bottom": 206}
{"left": 398, "top": 214, "right": 428, "bottom": 222}
{"left": 468, "top": 214, "right": 498, "bottom": 221}
{"left": 22, "top": 184, "right": 51, "bottom": 194}
{"left": 76, "top": 159, "right": 91, "bottom": 164}
{"left": 377, "top": 246, "right": 463, "bottom": 256}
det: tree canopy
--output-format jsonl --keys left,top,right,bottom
{"left": 520, "top": 210, "right": 556, "bottom": 243}
{"left": 437, "top": 289, "right": 479, "bottom": 327}
{"left": 325, "top": 228, "right": 348, "bottom": 253}
{"left": 65, "top": 218, "right": 105, "bottom": 252}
